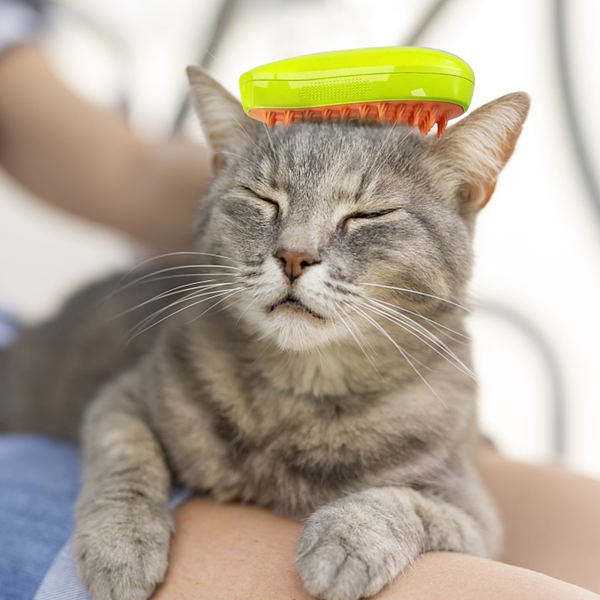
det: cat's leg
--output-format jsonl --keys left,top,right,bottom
{"left": 295, "top": 484, "right": 495, "bottom": 600}
{"left": 73, "top": 370, "right": 173, "bottom": 600}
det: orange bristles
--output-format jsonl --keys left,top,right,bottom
{"left": 376, "top": 102, "right": 389, "bottom": 121}
{"left": 251, "top": 100, "right": 462, "bottom": 137}
{"left": 357, "top": 104, "right": 370, "bottom": 123}
{"left": 339, "top": 106, "right": 351, "bottom": 122}
{"left": 282, "top": 110, "right": 295, "bottom": 125}
{"left": 392, "top": 104, "right": 407, "bottom": 124}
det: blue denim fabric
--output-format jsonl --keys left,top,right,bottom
{"left": 0, "top": 0, "right": 44, "bottom": 57}
{"left": 0, "top": 434, "right": 192, "bottom": 600}
{"left": 0, "top": 435, "right": 81, "bottom": 600}
{"left": 0, "top": 309, "right": 20, "bottom": 349}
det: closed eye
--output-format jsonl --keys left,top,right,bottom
{"left": 240, "top": 185, "right": 280, "bottom": 216}
{"left": 345, "top": 208, "right": 400, "bottom": 221}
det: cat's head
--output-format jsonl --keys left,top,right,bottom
{"left": 187, "top": 67, "right": 529, "bottom": 353}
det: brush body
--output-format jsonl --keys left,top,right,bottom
{"left": 239, "top": 47, "right": 475, "bottom": 136}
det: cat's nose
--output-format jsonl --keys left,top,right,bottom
{"left": 276, "top": 250, "right": 317, "bottom": 282}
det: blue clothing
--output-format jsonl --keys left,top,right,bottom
{"left": 0, "top": 0, "right": 43, "bottom": 57}
{"left": 0, "top": 435, "right": 81, "bottom": 600}
{"left": 0, "top": 434, "right": 191, "bottom": 600}
{"left": 0, "top": 309, "right": 20, "bottom": 349}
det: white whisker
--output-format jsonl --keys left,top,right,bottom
{"left": 111, "top": 280, "right": 237, "bottom": 322}
{"left": 351, "top": 304, "right": 448, "bottom": 409}
{"left": 229, "top": 112, "right": 268, "bottom": 161}
{"left": 124, "top": 287, "right": 242, "bottom": 343}
{"left": 360, "top": 300, "right": 477, "bottom": 382}
{"left": 217, "top": 150, "right": 260, "bottom": 167}
{"left": 111, "top": 250, "right": 239, "bottom": 288}
{"left": 361, "top": 283, "right": 471, "bottom": 314}
{"left": 262, "top": 122, "right": 276, "bottom": 158}
{"left": 372, "top": 298, "right": 469, "bottom": 344}
{"left": 333, "top": 305, "right": 384, "bottom": 382}
{"left": 364, "top": 298, "right": 464, "bottom": 354}
{"left": 186, "top": 288, "right": 247, "bottom": 324}
{"left": 104, "top": 262, "right": 238, "bottom": 304}
{"left": 232, "top": 297, "right": 259, "bottom": 332}
{"left": 366, "top": 121, "right": 398, "bottom": 177}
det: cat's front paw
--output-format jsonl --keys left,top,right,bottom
{"left": 295, "top": 498, "right": 425, "bottom": 600}
{"left": 73, "top": 497, "right": 173, "bottom": 600}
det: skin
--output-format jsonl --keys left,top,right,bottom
{"left": 151, "top": 447, "right": 600, "bottom": 600}
{"left": 480, "top": 445, "right": 600, "bottom": 594}
{"left": 0, "top": 44, "right": 213, "bottom": 253}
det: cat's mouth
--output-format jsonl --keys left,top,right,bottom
{"left": 269, "top": 294, "right": 324, "bottom": 320}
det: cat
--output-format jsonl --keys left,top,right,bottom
{"left": 0, "top": 65, "right": 529, "bottom": 600}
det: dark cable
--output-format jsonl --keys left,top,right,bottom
{"left": 477, "top": 301, "right": 567, "bottom": 458}
{"left": 400, "top": 0, "right": 454, "bottom": 46}
{"left": 555, "top": 0, "right": 600, "bottom": 225}
{"left": 172, "top": 0, "right": 242, "bottom": 133}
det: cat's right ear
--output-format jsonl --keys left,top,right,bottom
{"left": 429, "top": 92, "right": 530, "bottom": 213}
{"left": 186, "top": 66, "right": 260, "bottom": 171}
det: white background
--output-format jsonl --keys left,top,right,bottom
{"left": 1, "top": 0, "right": 599, "bottom": 476}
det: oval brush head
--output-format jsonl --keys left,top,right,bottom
{"left": 239, "top": 47, "right": 474, "bottom": 136}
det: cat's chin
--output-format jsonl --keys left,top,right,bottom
{"left": 263, "top": 305, "right": 341, "bottom": 352}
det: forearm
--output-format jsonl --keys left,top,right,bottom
{"left": 151, "top": 497, "right": 598, "bottom": 600}
{"left": 480, "top": 445, "right": 600, "bottom": 594}
{"left": 0, "top": 44, "right": 212, "bottom": 251}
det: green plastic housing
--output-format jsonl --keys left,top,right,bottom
{"left": 239, "top": 47, "right": 475, "bottom": 115}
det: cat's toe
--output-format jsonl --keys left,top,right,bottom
{"left": 296, "top": 541, "right": 373, "bottom": 600}
{"left": 73, "top": 499, "right": 173, "bottom": 600}
{"left": 295, "top": 504, "right": 422, "bottom": 600}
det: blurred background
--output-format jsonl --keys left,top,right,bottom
{"left": 1, "top": 0, "right": 599, "bottom": 475}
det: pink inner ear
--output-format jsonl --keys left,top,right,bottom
{"left": 477, "top": 182, "right": 496, "bottom": 211}
{"left": 212, "top": 154, "right": 225, "bottom": 172}
{"left": 465, "top": 182, "right": 496, "bottom": 212}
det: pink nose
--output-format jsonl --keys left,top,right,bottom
{"left": 276, "top": 250, "right": 316, "bottom": 281}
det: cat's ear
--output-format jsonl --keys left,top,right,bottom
{"left": 429, "top": 92, "right": 530, "bottom": 212}
{"left": 186, "top": 66, "right": 260, "bottom": 170}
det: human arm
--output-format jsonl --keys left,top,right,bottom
{"left": 0, "top": 44, "right": 213, "bottom": 252}
{"left": 151, "top": 494, "right": 599, "bottom": 600}
{"left": 480, "top": 443, "right": 600, "bottom": 593}
{"left": 150, "top": 445, "right": 600, "bottom": 600}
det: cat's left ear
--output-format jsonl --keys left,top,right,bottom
{"left": 186, "top": 66, "right": 260, "bottom": 170}
{"left": 429, "top": 92, "right": 530, "bottom": 212}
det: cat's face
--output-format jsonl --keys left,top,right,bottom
{"left": 188, "top": 68, "right": 529, "bottom": 353}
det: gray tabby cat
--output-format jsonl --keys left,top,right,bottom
{"left": 0, "top": 66, "right": 529, "bottom": 600}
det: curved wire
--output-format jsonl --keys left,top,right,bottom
{"left": 172, "top": 0, "right": 242, "bottom": 132}
{"left": 400, "top": 0, "right": 455, "bottom": 46}
{"left": 555, "top": 0, "right": 600, "bottom": 225}
{"left": 477, "top": 301, "right": 567, "bottom": 458}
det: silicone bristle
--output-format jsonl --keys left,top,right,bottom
{"left": 358, "top": 104, "right": 370, "bottom": 123}
{"left": 376, "top": 103, "right": 389, "bottom": 121}
{"left": 418, "top": 105, "right": 439, "bottom": 136}
{"left": 282, "top": 110, "right": 295, "bottom": 125}
{"left": 250, "top": 101, "right": 462, "bottom": 136}
{"left": 436, "top": 111, "right": 450, "bottom": 136}
{"left": 266, "top": 111, "right": 277, "bottom": 129}
{"left": 392, "top": 104, "right": 407, "bottom": 123}
{"left": 410, "top": 104, "right": 424, "bottom": 129}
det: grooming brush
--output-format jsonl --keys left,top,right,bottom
{"left": 239, "top": 47, "right": 474, "bottom": 136}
